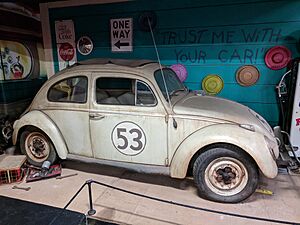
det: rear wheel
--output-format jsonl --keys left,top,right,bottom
{"left": 20, "top": 128, "right": 57, "bottom": 166}
{"left": 193, "top": 145, "right": 258, "bottom": 203}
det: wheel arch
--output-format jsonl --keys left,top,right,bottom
{"left": 169, "top": 124, "right": 278, "bottom": 179}
{"left": 186, "top": 142, "right": 257, "bottom": 177}
{"left": 13, "top": 110, "right": 68, "bottom": 159}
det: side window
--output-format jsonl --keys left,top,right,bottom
{"left": 48, "top": 76, "right": 88, "bottom": 103}
{"left": 95, "top": 77, "right": 156, "bottom": 107}
{"left": 96, "top": 77, "right": 135, "bottom": 105}
{"left": 136, "top": 81, "right": 156, "bottom": 106}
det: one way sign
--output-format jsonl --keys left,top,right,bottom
{"left": 110, "top": 18, "right": 133, "bottom": 52}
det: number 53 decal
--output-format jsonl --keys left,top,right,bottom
{"left": 111, "top": 122, "right": 146, "bottom": 156}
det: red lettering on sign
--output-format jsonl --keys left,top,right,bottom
{"left": 296, "top": 118, "right": 300, "bottom": 126}
{"left": 59, "top": 43, "right": 74, "bottom": 61}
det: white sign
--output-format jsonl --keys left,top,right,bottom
{"left": 110, "top": 18, "right": 133, "bottom": 52}
{"left": 55, "top": 20, "right": 77, "bottom": 70}
{"left": 111, "top": 121, "right": 146, "bottom": 156}
{"left": 55, "top": 20, "right": 75, "bottom": 44}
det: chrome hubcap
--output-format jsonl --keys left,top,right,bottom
{"left": 25, "top": 132, "right": 50, "bottom": 162}
{"left": 205, "top": 157, "right": 248, "bottom": 196}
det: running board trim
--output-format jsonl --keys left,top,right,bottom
{"left": 67, "top": 154, "right": 170, "bottom": 176}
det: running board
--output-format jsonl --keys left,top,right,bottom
{"left": 67, "top": 154, "right": 170, "bottom": 176}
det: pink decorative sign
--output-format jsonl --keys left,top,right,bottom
{"left": 170, "top": 64, "right": 188, "bottom": 82}
{"left": 265, "top": 46, "right": 291, "bottom": 70}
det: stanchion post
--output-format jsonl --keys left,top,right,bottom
{"left": 87, "top": 180, "right": 96, "bottom": 216}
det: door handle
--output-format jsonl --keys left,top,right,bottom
{"left": 89, "top": 113, "right": 105, "bottom": 120}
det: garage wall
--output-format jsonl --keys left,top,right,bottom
{"left": 48, "top": 0, "right": 300, "bottom": 126}
{"left": 0, "top": 8, "right": 48, "bottom": 118}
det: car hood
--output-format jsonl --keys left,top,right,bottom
{"left": 173, "top": 93, "right": 273, "bottom": 135}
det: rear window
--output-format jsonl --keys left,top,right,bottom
{"left": 47, "top": 76, "right": 88, "bottom": 103}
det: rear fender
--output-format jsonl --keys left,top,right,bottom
{"left": 13, "top": 110, "right": 68, "bottom": 159}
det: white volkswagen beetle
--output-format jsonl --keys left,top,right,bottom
{"left": 13, "top": 59, "right": 279, "bottom": 203}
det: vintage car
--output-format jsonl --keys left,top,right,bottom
{"left": 12, "top": 59, "right": 279, "bottom": 203}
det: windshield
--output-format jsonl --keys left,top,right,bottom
{"left": 154, "top": 68, "right": 187, "bottom": 101}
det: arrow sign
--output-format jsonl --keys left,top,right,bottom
{"left": 114, "top": 40, "right": 130, "bottom": 49}
{"left": 110, "top": 18, "right": 133, "bottom": 52}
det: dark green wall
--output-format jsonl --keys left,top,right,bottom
{"left": 49, "top": 0, "right": 300, "bottom": 126}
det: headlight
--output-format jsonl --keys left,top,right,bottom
{"left": 249, "top": 109, "right": 273, "bottom": 134}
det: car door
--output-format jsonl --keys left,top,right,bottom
{"left": 43, "top": 73, "right": 93, "bottom": 157}
{"left": 89, "top": 72, "right": 168, "bottom": 165}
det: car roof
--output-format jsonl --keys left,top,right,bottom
{"left": 77, "top": 58, "right": 156, "bottom": 67}
{"left": 50, "top": 58, "right": 162, "bottom": 80}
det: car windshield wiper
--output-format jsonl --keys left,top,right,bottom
{"left": 169, "top": 88, "right": 186, "bottom": 97}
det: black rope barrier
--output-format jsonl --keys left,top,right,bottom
{"left": 62, "top": 179, "right": 300, "bottom": 225}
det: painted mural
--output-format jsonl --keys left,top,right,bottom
{"left": 48, "top": 0, "right": 300, "bottom": 126}
{"left": 0, "top": 40, "right": 32, "bottom": 80}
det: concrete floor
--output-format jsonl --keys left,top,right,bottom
{"left": 0, "top": 160, "right": 300, "bottom": 225}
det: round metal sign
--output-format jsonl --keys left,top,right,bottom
{"left": 236, "top": 65, "right": 260, "bottom": 86}
{"left": 202, "top": 74, "right": 224, "bottom": 95}
{"left": 111, "top": 122, "right": 146, "bottom": 156}
{"left": 59, "top": 43, "right": 75, "bottom": 61}
{"left": 170, "top": 64, "right": 188, "bottom": 82}
{"left": 264, "top": 46, "right": 291, "bottom": 70}
{"left": 77, "top": 36, "right": 93, "bottom": 56}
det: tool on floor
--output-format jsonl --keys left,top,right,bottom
{"left": 12, "top": 185, "right": 31, "bottom": 191}
{"left": 26, "top": 163, "right": 61, "bottom": 182}
{"left": 255, "top": 188, "right": 273, "bottom": 195}
{"left": 41, "top": 161, "right": 51, "bottom": 176}
{"left": 24, "top": 163, "right": 42, "bottom": 170}
{"left": 56, "top": 173, "right": 78, "bottom": 180}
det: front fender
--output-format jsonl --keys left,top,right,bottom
{"left": 13, "top": 110, "right": 68, "bottom": 159}
{"left": 170, "top": 124, "right": 278, "bottom": 179}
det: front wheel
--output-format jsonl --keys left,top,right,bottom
{"left": 193, "top": 145, "right": 258, "bottom": 203}
{"left": 20, "top": 128, "right": 57, "bottom": 167}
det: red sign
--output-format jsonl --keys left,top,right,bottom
{"left": 296, "top": 118, "right": 300, "bottom": 126}
{"left": 59, "top": 43, "right": 74, "bottom": 61}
